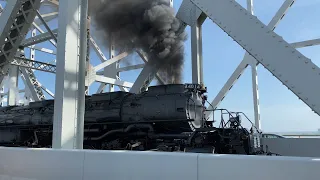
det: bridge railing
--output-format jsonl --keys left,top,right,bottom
{"left": 0, "top": 147, "right": 318, "bottom": 180}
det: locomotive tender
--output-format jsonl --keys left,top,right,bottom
{"left": 0, "top": 83, "right": 263, "bottom": 155}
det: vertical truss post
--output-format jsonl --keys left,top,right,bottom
{"left": 0, "top": 85, "right": 4, "bottom": 106}
{"left": 24, "top": 27, "right": 37, "bottom": 104}
{"left": 95, "top": 35, "right": 119, "bottom": 93}
{"left": 30, "top": 28, "right": 36, "bottom": 61}
{"left": 0, "top": 76, "right": 7, "bottom": 106}
{"left": 0, "top": 74, "right": 5, "bottom": 106}
{"left": 107, "top": 36, "right": 117, "bottom": 92}
{"left": 251, "top": 60, "right": 261, "bottom": 129}
{"left": 52, "top": 0, "right": 83, "bottom": 149}
{"left": 191, "top": 13, "right": 206, "bottom": 84}
{"left": 247, "top": 0, "right": 254, "bottom": 14}
{"left": 8, "top": 65, "right": 19, "bottom": 106}
{"left": 247, "top": 0, "right": 261, "bottom": 129}
{"left": 170, "top": 0, "right": 174, "bottom": 84}
{"left": 76, "top": 0, "right": 88, "bottom": 149}
{"left": 85, "top": 16, "right": 91, "bottom": 95}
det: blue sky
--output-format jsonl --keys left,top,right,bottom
{"left": 1, "top": 0, "right": 320, "bottom": 132}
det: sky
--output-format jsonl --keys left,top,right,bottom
{"left": 1, "top": 0, "right": 320, "bottom": 132}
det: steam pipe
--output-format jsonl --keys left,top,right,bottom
{"left": 148, "top": 133, "right": 189, "bottom": 139}
{"left": 85, "top": 124, "right": 154, "bottom": 141}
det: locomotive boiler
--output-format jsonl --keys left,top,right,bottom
{"left": 0, "top": 84, "right": 263, "bottom": 155}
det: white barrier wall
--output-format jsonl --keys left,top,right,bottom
{"left": 262, "top": 138, "right": 320, "bottom": 157}
{"left": 0, "top": 147, "right": 319, "bottom": 180}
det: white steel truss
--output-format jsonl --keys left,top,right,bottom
{"left": 183, "top": 0, "right": 320, "bottom": 124}
{"left": 0, "top": 0, "right": 318, "bottom": 150}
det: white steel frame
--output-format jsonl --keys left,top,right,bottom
{"left": 0, "top": 0, "right": 319, "bottom": 149}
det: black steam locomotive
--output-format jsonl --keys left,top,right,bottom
{"left": 0, "top": 84, "right": 263, "bottom": 155}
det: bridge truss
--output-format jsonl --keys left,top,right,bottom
{"left": 0, "top": 0, "right": 319, "bottom": 149}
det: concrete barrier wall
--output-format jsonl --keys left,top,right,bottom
{"left": 262, "top": 138, "right": 320, "bottom": 157}
{"left": 0, "top": 147, "right": 319, "bottom": 180}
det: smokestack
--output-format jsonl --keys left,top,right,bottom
{"left": 88, "top": 0, "right": 187, "bottom": 84}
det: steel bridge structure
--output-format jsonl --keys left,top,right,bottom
{"left": 0, "top": 0, "right": 320, "bottom": 148}
{"left": 0, "top": 0, "right": 319, "bottom": 152}
{"left": 0, "top": 0, "right": 319, "bottom": 179}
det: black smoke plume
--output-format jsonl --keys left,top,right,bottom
{"left": 88, "top": 0, "right": 187, "bottom": 84}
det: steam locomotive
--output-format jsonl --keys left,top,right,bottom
{"left": 0, "top": 84, "right": 263, "bottom": 155}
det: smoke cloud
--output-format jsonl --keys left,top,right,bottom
{"left": 88, "top": 0, "right": 187, "bottom": 84}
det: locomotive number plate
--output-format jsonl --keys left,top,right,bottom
{"left": 184, "top": 83, "right": 201, "bottom": 90}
